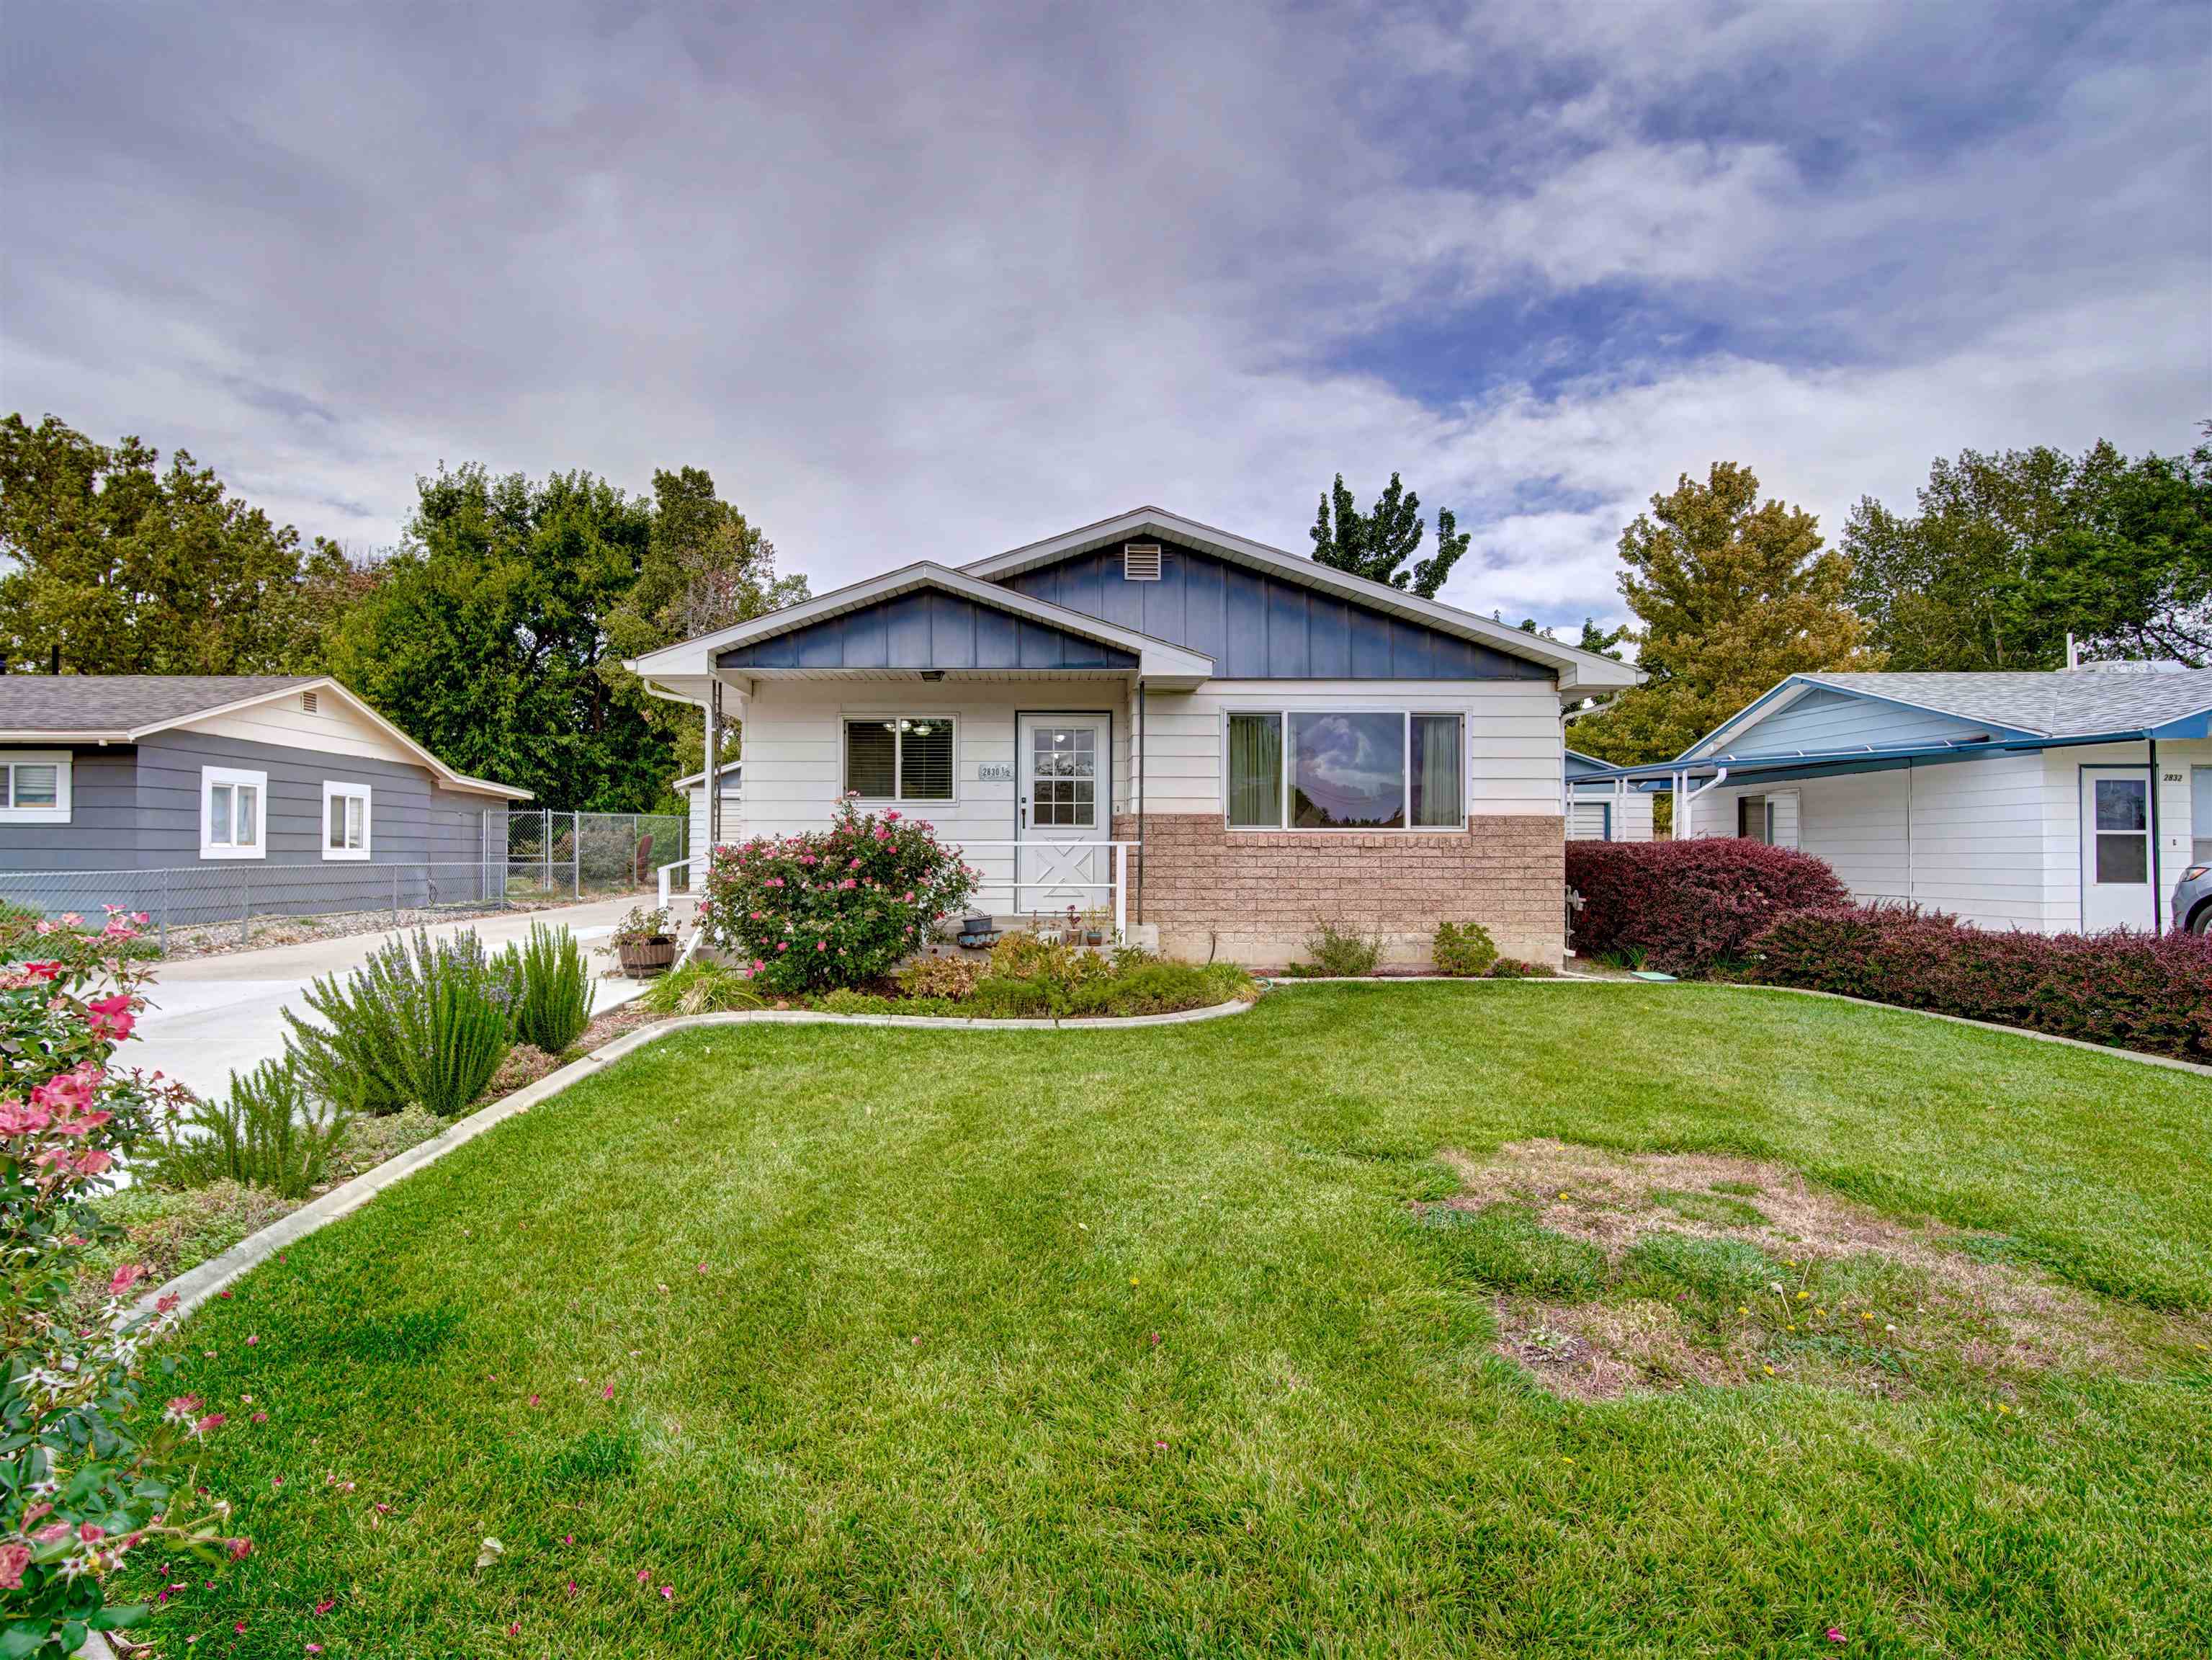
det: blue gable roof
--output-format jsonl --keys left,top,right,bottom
{"left": 717, "top": 588, "right": 1139, "bottom": 673}
{"left": 994, "top": 538, "right": 1550, "bottom": 681}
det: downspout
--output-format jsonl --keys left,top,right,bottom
{"left": 1136, "top": 681, "right": 1147, "bottom": 925}
{"left": 2149, "top": 734, "right": 2162, "bottom": 932}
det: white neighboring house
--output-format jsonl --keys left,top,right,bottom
{"left": 1564, "top": 749, "right": 1654, "bottom": 842}
{"left": 676, "top": 761, "right": 742, "bottom": 860}
{"left": 625, "top": 506, "right": 1639, "bottom": 965}
{"left": 1586, "top": 666, "right": 2212, "bottom": 934}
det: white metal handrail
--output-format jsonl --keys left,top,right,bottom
{"left": 666, "top": 840, "right": 1134, "bottom": 938}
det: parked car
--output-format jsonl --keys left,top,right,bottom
{"left": 2173, "top": 862, "right": 2212, "bottom": 933}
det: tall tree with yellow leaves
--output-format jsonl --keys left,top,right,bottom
{"left": 1572, "top": 462, "right": 1879, "bottom": 766}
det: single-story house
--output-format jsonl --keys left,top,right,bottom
{"left": 1586, "top": 666, "right": 2212, "bottom": 934}
{"left": 673, "top": 760, "right": 743, "bottom": 861}
{"left": 1565, "top": 749, "right": 1654, "bottom": 842}
{"left": 0, "top": 674, "right": 529, "bottom": 924}
{"left": 627, "top": 507, "right": 1639, "bottom": 965}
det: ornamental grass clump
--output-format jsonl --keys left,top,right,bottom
{"left": 1, "top": 909, "right": 246, "bottom": 1656}
{"left": 498, "top": 923, "right": 596, "bottom": 1053}
{"left": 149, "top": 1057, "right": 351, "bottom": 1200}
{"left": 699, "top": 795, "right": 976, "bottom": 994}
{"left": 285, "top": 928, "right": 515, "bottom": 1115}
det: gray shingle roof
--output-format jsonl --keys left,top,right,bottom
{"left": 0, "top": 675, "right": 316, "bottom": 735}
{"left": 1801, "top": 669, "right": 2212, "bottom": 738}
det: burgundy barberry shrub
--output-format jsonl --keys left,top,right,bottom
{"left": 699, "top": 795, "right": 977, "bottom": 994}
{"left": 1566, "top": 839, "right": 1850, "bottom": 977}
{"left": 1747, "top": 906, "right": 2212, "bottom": 1061}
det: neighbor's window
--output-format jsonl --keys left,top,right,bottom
{"left": 1224, "top": 711, "right": 1463, "bottom": 830}
{"left": 0, "top": 751, "right": 71, "bottom": 824}
{"left": 201, "top": 766, "right": 267, "bottom": 859}
{"left": 844, "top": 717, "right": 954, "bottom": 802}
{"left": 1737, "top": 794, "right": 1774, "bottom": 844}
{"left": 323, "top": 780, "right": 372, "bottom": 860}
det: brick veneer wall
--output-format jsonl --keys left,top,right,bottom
{"left": 1116, "top": 813, "right": 1566, "bottom": 968}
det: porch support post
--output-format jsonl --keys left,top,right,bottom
{"left": 1114, "top": 842, "right": 1127, "bottom": 941}
{"left": 705, "top": 678, "right": 723, "bottom": 856}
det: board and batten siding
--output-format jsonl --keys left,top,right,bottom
{"left": 994, "top": 540, "right": 1552, "bottom": 682}
{"left": 1133, "top": 679, "right": 1565, "bottom": 818}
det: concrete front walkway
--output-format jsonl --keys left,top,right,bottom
{"left": 132, "top": 896, "right": 686, "bottom": 1098}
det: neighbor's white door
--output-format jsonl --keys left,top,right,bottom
{"left": 1016, "top": 713, "right": 1111, "bottom": 917}
{"left": 2080, "top": 767, "right": 2154, "bottom": 932}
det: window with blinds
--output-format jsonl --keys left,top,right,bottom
{"left": 844, "top": 717, "right": 955, "bottom": 802}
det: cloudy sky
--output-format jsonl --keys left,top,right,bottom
{"left": 5, "top": 0, "right": 2208, "bottom": 630}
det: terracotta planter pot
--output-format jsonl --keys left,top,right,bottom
{"left": 617, "top": 937, "right": 677, "bottom": 978}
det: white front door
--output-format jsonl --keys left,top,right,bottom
{"left": 2080, "top": 767, "right": 2155, "bottom": 932}
{"left": 1016, "top": 713, "right": 1111, "bottom": 918}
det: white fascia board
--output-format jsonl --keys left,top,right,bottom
{"left": 959, "top": 507, "right": 1643, "bottom": 691}
{"left": 146, "top": 678, "right": 534, "bottom": 801}
{"left": 622, "top": 561, "right": 1216, "bottom": 692}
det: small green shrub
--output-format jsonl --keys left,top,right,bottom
{"left": 1303, "top": 917, "right": 1383, "bottom": 977}
{"left": 1485, "top": 958, "right": 1559, "bottom": 979}
{"left": 331, "top": 1103, "right": 446, "bottom": 1182}
{"left": 151, "top": 1058, "right": 351, "bottom": 1199}
{"left": 285, "top": 927, "right": 515, "bottom": 1115}
{"left": 638, "top": 958, "right": 768, "bottom": 1016}
{"left": 1414, "top": 1203, "right": 1607, "bottom": 1300}
{"left": 1431, "top": 920, "right": 1499, "bottom": 976}
{"left": 500, "top": 922, "right": 595, "bottom": 1051}
{"left": 898, "top": 952, "right": 983, "bottom": 999}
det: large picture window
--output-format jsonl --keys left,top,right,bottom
{"left": 1224, "top": 711, "right": 1464, "bottom": 831}
{"left": 844, "top": 716, "right": 955, "bottom": 803}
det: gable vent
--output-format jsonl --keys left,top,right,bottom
{"left": 1122, "top": 543, "right": 1163, "bottom": 581}
{"left": 300, "top": 690, "right": 318, "bottom": 714}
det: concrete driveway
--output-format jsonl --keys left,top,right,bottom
{"left": 131, "top": 897, "right": 683, "bottom": 1099}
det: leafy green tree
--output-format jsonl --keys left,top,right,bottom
{"left": 1572, "top": 462, "right": 1877, "bottom": 765}
{"left": 1842, "top": 432, "right": 2211, "bottom": 669}
{"left": 1309, "top": 472, "right": 1471, "bottom": 599}
{"left": 0, "top": 414, "right": 326, "bottom": 674}
{"left": 603, "top": 465, "right": 810, "bottom": 783}
{"left": 1576, "top": 617, "right": 1628, "bottom": 660}
{"left": 325, "top": 465, "right": 663, "bottom": 811}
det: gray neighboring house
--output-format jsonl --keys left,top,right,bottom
{"left": 0, "top": 675, "right": 529, "bottom": 925}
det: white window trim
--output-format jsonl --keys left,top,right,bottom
{"left": 321, "top": 780, "right": 373, "bottom": 861}
{"left": 1219, "top": 708, "right": 1469, "bottom": 833}
{"left": 841, "top": 712, "right": 961, "bottom": 806}
{"left": 200, "top": 765, "right": 269, "bottom": 860}
{"left": 0, "top": 750, "right": 73, "bottom": 825}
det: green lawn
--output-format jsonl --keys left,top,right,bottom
{"left": 133, "top": 986, "right": 2212, "bottom": 1657}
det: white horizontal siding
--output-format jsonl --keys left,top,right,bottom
{"left": 183, "top": 693, "right": 428, "bottom": 767}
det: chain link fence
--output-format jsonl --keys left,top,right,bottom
{"left": 0, "top": 812, "right": 689, "bottom": 955}
{"left": 500, "top": 811, "right": 685, "bottom": 903}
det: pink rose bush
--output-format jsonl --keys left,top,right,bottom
{"left": 3, "top": 911, "right": 241, "bottom": 1656}
{"left": 699, "top": 795, "right": 976, "bottom": 994}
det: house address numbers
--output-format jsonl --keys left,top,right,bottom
{"left": 978, "top": 762, "right": 1016, "bottom": 782}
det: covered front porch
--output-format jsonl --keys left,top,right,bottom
{"left": 631, "top": 561, "right": 1217, "bottom": 945}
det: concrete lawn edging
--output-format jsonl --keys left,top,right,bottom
{"left": 128, "top": 996, "right": 1255, "bottom": 1325}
